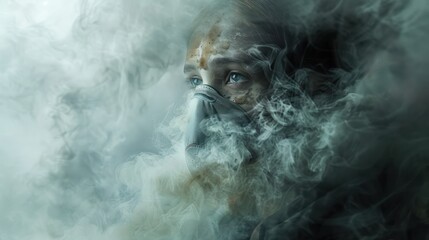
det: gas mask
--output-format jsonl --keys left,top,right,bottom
{"left": 185, "top": 84, "right": 252, "bottom": 174}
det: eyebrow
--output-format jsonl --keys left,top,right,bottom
{"left": 184, "top": 55, "right": 253, "bottom": 73}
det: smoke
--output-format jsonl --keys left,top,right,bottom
{"left": 1, "top": 0, "right": 429, "bottom": 240}
{"left": 0, "top": 0, "right": 208, "bottom": 239}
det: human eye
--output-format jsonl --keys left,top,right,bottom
{"left": 188, "top": 77, "right": 203, "bottom": 88}
{"left": 226, "top": 72, "right": 249, "bottom": 85}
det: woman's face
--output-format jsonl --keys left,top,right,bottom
{"left": 183, "top": 19, "right": 272, "bottom": 172}
{"left": 184, "top": 20, "right": 269, "bottom": 112}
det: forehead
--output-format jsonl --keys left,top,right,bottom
{"left": 186, "top": 20, "right": 258, "bottom": 70}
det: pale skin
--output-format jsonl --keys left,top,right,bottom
{"left": 184, "top": 21, "right": 269, "bottom": 112}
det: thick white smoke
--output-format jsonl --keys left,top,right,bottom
{"left": 1, "top": 0, "right": 429, "bottom": 239}
{"left": 0, "top": 0, "right": 210, "bottom": 239}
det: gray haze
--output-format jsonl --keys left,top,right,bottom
{"left": 1, "top": 0, "right": 429, "bottom": 239}
{"left": 0, "top": 0, "right": 209, "bottom": 239}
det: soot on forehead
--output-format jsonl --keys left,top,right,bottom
{"left": 186, "top": 19, "right": 274, "bottom": 70}
{"left": 187, "top": 24, "right": 223, "bottom": 69}
{"left": 187, "top": 21, "right": 246, "bottom": 69}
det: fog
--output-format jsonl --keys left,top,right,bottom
{"left": 0, "top": 0, "right": 209, "bottom": 239}
{"left": 1, "top": 0, "right": 429, "bottom": 239}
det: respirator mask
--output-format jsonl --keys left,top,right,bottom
{"left": 185, "top": 84, "right": 253, "bottom": 174}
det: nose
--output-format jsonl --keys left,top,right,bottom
{"left": 199, "top": 69, "right": 224, "bottom": 94}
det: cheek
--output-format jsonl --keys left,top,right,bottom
{"left": 230, "top": 82, "right": 268, "bottom": 111}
